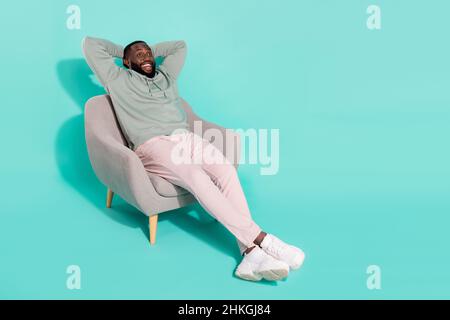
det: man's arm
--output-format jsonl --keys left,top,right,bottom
{"left": 82, "top": 36, "right": 124, "bottom": 88}
{"left": 150, "top": 40, "right": 187, "bottom": 80}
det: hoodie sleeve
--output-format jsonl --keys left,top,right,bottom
{"left": 82, "top": 36, "right": 124, "bottom": 88}
{"left": 150, "top": 40, "right": 187, "bottom": 80}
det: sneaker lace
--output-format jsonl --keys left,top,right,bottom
{"left": 265, "top": 238, "right": 286, "bottom": 257}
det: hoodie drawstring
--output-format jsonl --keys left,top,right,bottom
{"left": 145, "top": 78, "right": 152, "bottom": 96}
{"left": 145, "top": 76, "right": 167, "bottom": 98}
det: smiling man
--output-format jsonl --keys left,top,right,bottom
{"left": 82, "top": 36, "right": 190, "bottom": 151}
{"left": 123, "top": 40, "right": 156, "bottom": 78}
{"left": 82, "top": 36, "right": 305, "bottom": 282}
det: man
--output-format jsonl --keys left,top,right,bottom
{"left": 82, "top": 36, "right": 305, "bottom": 281}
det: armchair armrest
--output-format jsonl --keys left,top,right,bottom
{"left": 180, "top": 98, "right": 241, "bottom": 169}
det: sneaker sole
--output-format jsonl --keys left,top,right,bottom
{"left": 258, "top": 268, "right": 289, "bottom": 281}
{"left": 235, "top": 271, "right": 263, "bottom": 282}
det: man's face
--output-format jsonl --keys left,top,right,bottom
{"left": 124, "top": 43, "right": 156, "bottom": 78}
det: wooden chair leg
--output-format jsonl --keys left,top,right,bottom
{"left": 106, "top": 188, "right": 114, "bottom": 208}
{"left": 149, "top": 215, "right": 158, "bottom": 245}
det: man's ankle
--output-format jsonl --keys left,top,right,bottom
{"left": 253, "top": 231, "right": 268, "bottom": 247}
{"left": 243, "top": 246, "right": 256, "bottom": 256}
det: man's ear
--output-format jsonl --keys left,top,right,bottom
{"left": 123, "top": 58, "right": 129, "bottom": 68}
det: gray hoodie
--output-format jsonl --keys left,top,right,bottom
{"left": 82, "top": 36, "right": 190, "bottom": 151}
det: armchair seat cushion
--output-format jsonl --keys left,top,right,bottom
{"left": 147, "top": 172, "right": 190, "bottom": 197}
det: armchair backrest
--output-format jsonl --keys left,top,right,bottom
{"left": 84, "top": 94, "right": 202, "bottom": 149}
{"left": 85, "top": 95, "right": 128, "bottom": 147}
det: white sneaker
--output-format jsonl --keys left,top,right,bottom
{"left": 234, "top": 246, "right": 290, "bottom": 281}
{"left": 259, "top": 234, "right": 305, "bottom": 270}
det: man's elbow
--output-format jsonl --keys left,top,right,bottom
{"left": 81, "top": 36, "right": 93, "bottom": 55}
{"left": 177, "top": 41, "right": 187, "bottom": 58}
{"left": 176, "top": 40, "right": 187, "bottom": 51}
{"left": 82, "top": 36, "right": 101, "bottom": 52}
{"left": 82, "top": 36, "right": 91, "bottom": 46}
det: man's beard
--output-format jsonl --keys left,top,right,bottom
{"left": 130, "top": 61, "right": 156, "bottom": 78}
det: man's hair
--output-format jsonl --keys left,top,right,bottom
{"left": 123, "top": 40, "right": 147, "bottom": 61}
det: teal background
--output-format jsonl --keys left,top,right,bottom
{"left": 1, "top": 0, "right": 449, "bottom": 299}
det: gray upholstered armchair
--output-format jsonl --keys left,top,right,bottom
{"left": 84, "top": 94, "right": 241, "bottom": 246}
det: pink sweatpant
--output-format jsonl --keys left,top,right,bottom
{"left": 134, "top": 130, "right": 262, "bottom": 254}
